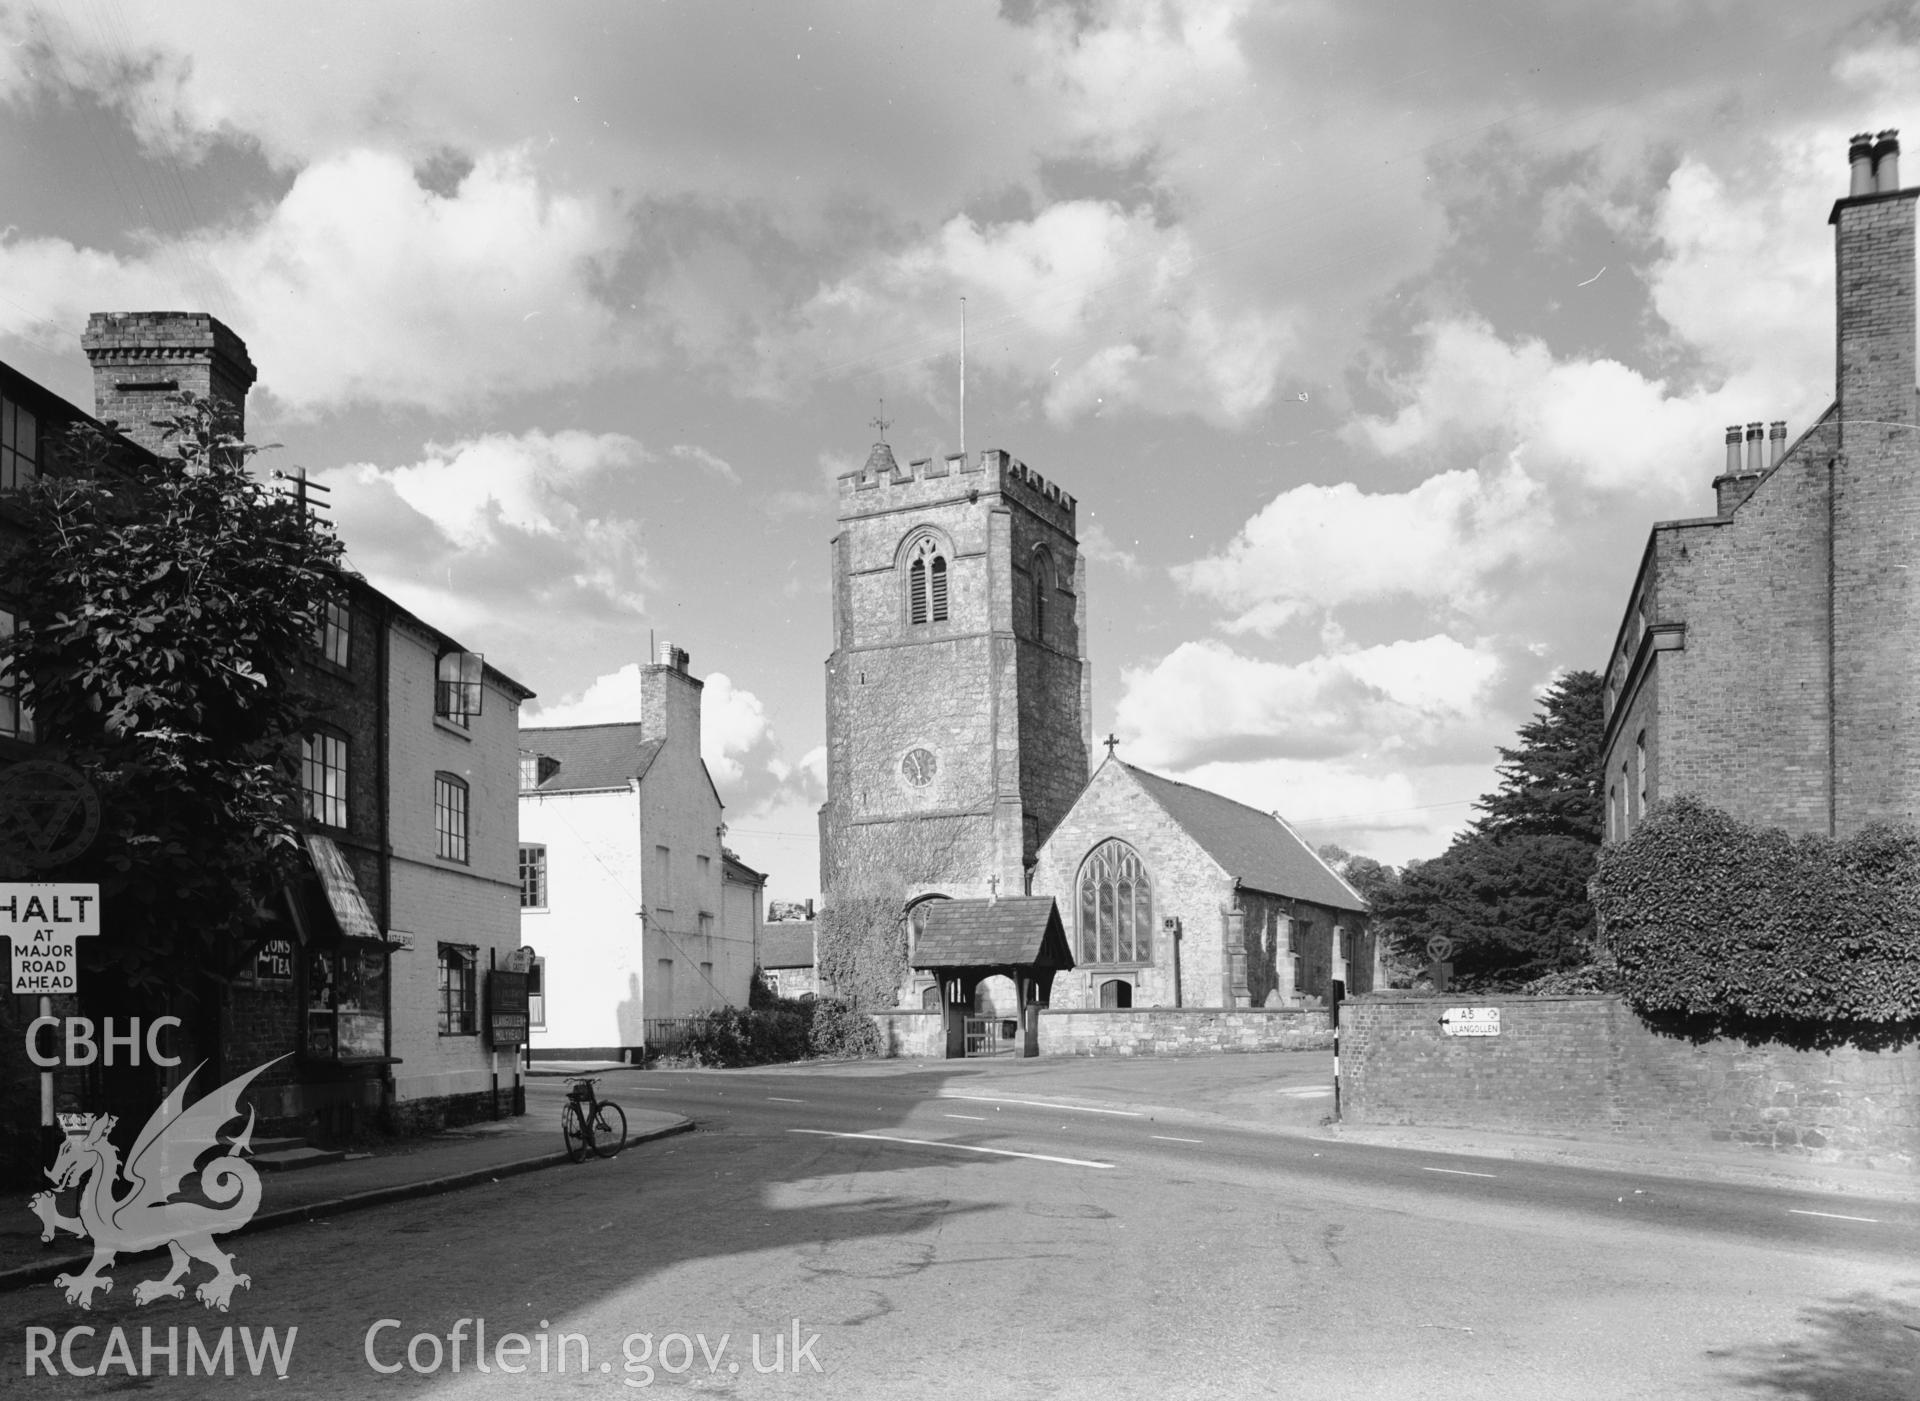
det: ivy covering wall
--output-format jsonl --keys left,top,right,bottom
{"left": 1591, "top": 797, "right": 1920, "bottom": 1031}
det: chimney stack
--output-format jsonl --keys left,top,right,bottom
{"left": 1768, "top": 420, "right": 1787, "bottom": 466}
{"left": 80, "top": 312, "right": 257, "bottom": 458}
{"left": 1832, "top": 128, "right": 1918, "bottom": 433}
{"left": 1874, "top": 129, "right": 1902, "bottom": 193}
{"left": 1850, "top": 132, "right": 1878, "bottom": 197}
{"left": 1745, "top": 422, "right": 1765, "bottom": 475}
{"left": 641, "top": 643, "right": 703, "bottom": 754}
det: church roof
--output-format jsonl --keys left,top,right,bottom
{"left": 519, "top": 722, "right": 665, "bottom": 793}
{"left": 912, "top": 897, "right": 1075, "bottom": 972}
{"left": 1123, "top": 764, "right": 1368, "bottom": 913}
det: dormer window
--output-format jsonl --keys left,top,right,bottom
{"left": 905, "top": 535, "right": 949, "bottom": 625}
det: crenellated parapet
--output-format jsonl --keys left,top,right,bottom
{"left": 838, "top": 444, "right": 1076, "bottom": 530}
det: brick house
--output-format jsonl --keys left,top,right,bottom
{"left": 1025, "top": 758, "right": 1375, "bottom": 1010}
{"left": 518, "top": 644, "right": 757, "bottom": 1057}
{"left": 1601, "top": 132, "right": 1920, "bottom": 841}
{"left": 1, "top": 312, "right": 534, "bottom": 1145}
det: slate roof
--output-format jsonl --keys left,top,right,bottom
{"left": 1124, "top": 764, "right": 1368, "bottom": 913}
{"left": 759, "top": 923, "right": 816, "bottom": 969}
{"left": 912, "top": 897, "right": 1075, "bottom": 971}
{"left": 519, "top": 723, "right": 664, "bottom": 794}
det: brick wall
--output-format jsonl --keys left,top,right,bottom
{"left": 1342, "top": 994, "right": 1920, "bottom": 1166}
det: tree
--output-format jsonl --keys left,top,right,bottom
{"left": 1, "top": 396, "right": 344, "bottom": 1013}
{"left": 1381, "top": 671, "right": 1605, "bottom": 989}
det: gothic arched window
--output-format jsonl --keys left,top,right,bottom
{"left": 1077, "top": 839, "right": 1152, "bottom": 964}
{"left": 904, "top": 535, "right": 949, "bottom": 625}
{"left": 1031, "top": 547, "right": 1054, "bottom": 639}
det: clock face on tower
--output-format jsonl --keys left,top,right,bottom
{"left": 901, "top": 747, "right": 938, "bottom": 787}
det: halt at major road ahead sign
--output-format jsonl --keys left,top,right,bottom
{"left": 4, "top": 883, "right": 101, "bottom": 994}
{"left": 1438, "top": 1007, "right": 1501, "bottom": 1036}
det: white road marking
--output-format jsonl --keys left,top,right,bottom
{"left": 766, "top": 1096, "right": 807, "bottom": 1103}
{"left": 940, "top": 1093, "right": 1143, "bottom": 1117}
{"left": 789, "top": 1129, "right": 1113, "bottom": 1169}
{"left": 1421, "top": 1167, "right": 1498, "bottom": 1179}
{"left": 1151, "top": 1135, "right": 1203, "bottom": 1144}
{"left": 943, "top": 1113, "right": 987, "bottom": 1121}
{"left": 1788, "top": 1209, "right": 1880, "bottom": 1223}
{"left": 1276, "top": 1087, "right": 1334, "bottom": 1098}
{"left": 626, "top": 1087, "right": 670, "bottom": 1093}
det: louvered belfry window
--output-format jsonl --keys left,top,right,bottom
{"left": 906, "top": 534, "right": 948, "bottom": 625}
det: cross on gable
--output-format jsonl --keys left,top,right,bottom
{"left": 1104, "top": 734, "right": 1120, "bottom": 757}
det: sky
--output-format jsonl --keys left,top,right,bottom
{"left": 1, "top": 0, "right": 1915, "bottom": 902}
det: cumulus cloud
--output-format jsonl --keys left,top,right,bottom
{"left": 0, "top": 148, "right": 632, "bottom": 414}
{"left": 1175, "top": 461, "right": 1550, "bottom": 632}
{"left": 327, "top": 429, "right": 649, "bottom": 614}
{"left": 530, "top": 666, "right": 821, "bottom": 814}
{"left": 793, "top": 200, "right": 1297, "bottom": 426}
{"left": 1113, "top": 635, "right": 1504, "bottom": 770}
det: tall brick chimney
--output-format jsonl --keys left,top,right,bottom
{"left": 1828, "top": 129, "right": 1920, "bottom": 833}
{"left": 640, "top": 641, "right": 703, "bottom": 755}
{"left": 1831, "top": 130, "right": 1918, "bottom": 435}
{"left": 80, "top": 312, "right": 257, "bottom": 457}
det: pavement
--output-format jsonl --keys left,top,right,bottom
{"left": 0, "top": 1061, "right": 689, "bottom": 1294}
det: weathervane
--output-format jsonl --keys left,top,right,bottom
{"left": 871, "top": 399, "right": 891, "bottom": 444}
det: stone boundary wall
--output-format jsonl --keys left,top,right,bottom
{"left": 1342, "top": 993, "right": 1920, "bottom": 1166}
{"left": 865, "top": 1007, "right": 1332, "bottom": 1059}
{"left": 1041, "top": 1008, "right": 1331, "bottom": 1056}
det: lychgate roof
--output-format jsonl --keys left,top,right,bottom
{"left": 1124, "top": 764, "right": 1368, "bottom": 913}
{"left": 912, "top": 897, "right": 1075, "bottom": 971}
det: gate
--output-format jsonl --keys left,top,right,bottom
{"left": 964, "top": 1015, "right": 1018, "bottom": 1057}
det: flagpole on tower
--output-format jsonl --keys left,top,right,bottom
{"left": 960, "top": 296, "right": 967, "bottom": 460}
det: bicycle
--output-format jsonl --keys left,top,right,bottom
{"left": 560, "top": 1076, "right": 628, "bottom": 1161}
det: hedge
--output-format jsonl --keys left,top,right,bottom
{"left": 680, "top": 996, "right": 882, "bottom": 1068}
{"left": 1590, "top": 796, "right": 1920, "bottom": 1025}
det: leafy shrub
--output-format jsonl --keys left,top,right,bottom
{"left": 806, "top": 998, "right": 883, "bottom": 1059}
{"left": 677, "top": 996, "right": 882, "bottom": 1066}
{"left": 682, "top": 1006, "right": 808, "bottom": 1068}
{"left": 1591, "top": 797, "right": 1920, "bottom": 1029}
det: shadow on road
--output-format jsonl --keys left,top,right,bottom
{"left": 1708, "top": 1282, "right": 1920, "bottom": 1400}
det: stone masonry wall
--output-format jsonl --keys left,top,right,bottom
{"left": 1042, "top": 1008, "right": 1332, "bottom": 1056}
{"left": 864, "top": 1007, "right": 1332, "bottom": 1058}
{"left": 1342, "top": 993, "right": 1920, "bottom": 1167}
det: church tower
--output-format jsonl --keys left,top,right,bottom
{"left": 820, "top": 444, "right": 1090, "bottom": 905}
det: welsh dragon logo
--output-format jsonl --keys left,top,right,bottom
{"left": 28, "top": 1056, "right": 284, "bottom": 1311}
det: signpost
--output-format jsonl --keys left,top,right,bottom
{"left": 2, "top": 882, "right": 102, "bottom": 1145}
{"left": 1438, "top": 1007, "right": 1501, "bottom": 1037}
{"left": 5, "top": 883, "right": 100, "bottom": 995}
